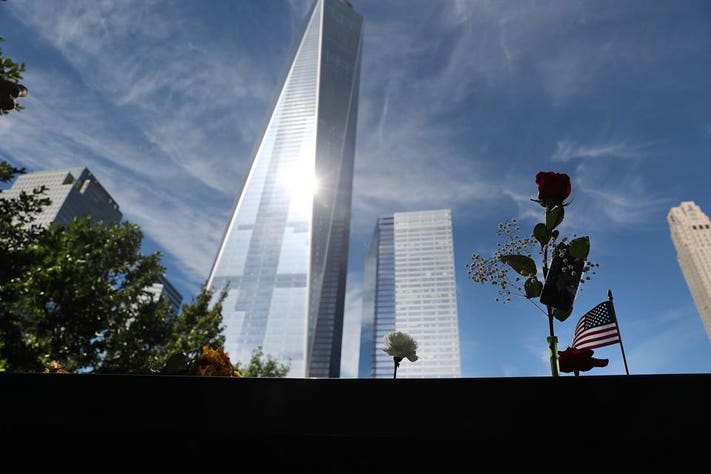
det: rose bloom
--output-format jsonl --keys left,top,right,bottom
{"left": 382, "top": 331, "right": 419, "bottom": 362}
{"left": 558, "top": 346, "right": 608, "bottom": 373}
{"left": 536, "top": 171, "right": 571, "bottom": 206}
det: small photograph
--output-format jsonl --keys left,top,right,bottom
{"left": 540, "top": 244, "right": 584, "bottom": 312}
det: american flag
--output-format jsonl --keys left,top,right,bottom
{"left": 571, "top": 300, "right": 620, "bottom": 350}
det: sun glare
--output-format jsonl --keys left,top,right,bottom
{"left": 280, "top": 163, "right": 318, "bottom": 215}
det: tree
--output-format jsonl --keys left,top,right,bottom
{"left": 0, "top": 32, "right": 29, "bottom": 114}
{"left": 0, "top": 195, "right": 229, "bottom": 374}
{"left": 0, "top": 161, "right": 282, "bottom": 376}
{"left": 234, "top": 346, "right": 290, "bottom": 378}
{"left": 6, "top": 216, "right": 169, "bottom": 372}
{"left": 160, "top": 284, "right": 229, "bottom": 375}
{"left": 0, "top": 162, "right": 49, "bottom": 371}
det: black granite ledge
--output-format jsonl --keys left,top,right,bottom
{"left": 1, "top": 373, "right": 709, "bottom": 466}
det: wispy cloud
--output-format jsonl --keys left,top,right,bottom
{"left": 552, "top": 139, "right": 651, "bottom": 162}
{"left": 5, "top": 0, "right": 291, "bottom": 291}
{"left": 627, "top": 318, "right": 706, "bottom": 374}
{"left": 573, "top": 164, "right": 668, "bottom": 226}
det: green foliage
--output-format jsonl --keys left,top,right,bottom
{"left": 552, "top": 306, "right": 573, "bottom": 322}
{"left": 235, "top": 346, "right": 290, "bottom": 378}
{"left": 0, "top": 35, "right": 26, "bottom": 82}
{"left": 468, "top": 218, "right": 538, "bottom": 303}
{"left": 4, "top": 216, "right": 168, "bottom": 372}
{"left": 568, "top": 236, "right": 590, "bottom": 260}
{"left": 0, "top": 160, "right": 291, "bottom": 376}
{"left": 499, "top": 254, "right": 536, "bottom": 277}
{"left": 533, "top": 223, "right": 550, "bottom": 247}
{"left": 1, "top": 31, "right": 28, "bottom": 114}
{"left": 0, "top": 162, "right": 50, "bottom": 370}
{"left": 159, "top": 283, "right": 229, "bottom": 374}
{"left": 0, "top": 162, "right": 230, "bottom": 373}
{"left": 545, "top": 205, "right": 564, "bottom": 230}
{"left": 524, "top": 277, "right": 542, "bottom": 299}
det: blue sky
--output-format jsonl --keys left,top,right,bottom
{"left": 2, "top": 0, "right": 711, "bottom": 377}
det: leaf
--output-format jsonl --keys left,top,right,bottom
{"left": 500, "top": 254, "right": 537, "bottom": 277}
{"left": 552, "top": 306, "right": 573, "bottom": 322}
{"left": 524, "top": 277, "right": 542, "bottom": 298}
{"left": 533, "top": 223, "right": 550, "bottom": 247}
{"left": 568, "top": 236, "right": 590, "bottom": 259}
{"left": 545, "top": 205, "right": 564, "bottom": 230}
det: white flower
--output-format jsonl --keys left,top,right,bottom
{"left": 382, "top": 331, "right": 418, "bottom": 362}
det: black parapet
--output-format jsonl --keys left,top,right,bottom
{"left": 0, "top": 372, "right": 709, "bottom": 466}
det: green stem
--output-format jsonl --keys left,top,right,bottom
{"left": 547, "top": 306, "right": 559, "bottom": 377}
{"left": 542, "top": 218, "right": 558, "bottom": 377}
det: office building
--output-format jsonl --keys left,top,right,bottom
{"left": 2, "top": 167, "right": 121, "bottom": 226}
{"left": 146, "top": 275, "right": 183, "bottom": 314}
{"left": 359, "top": 209, "right": 461, "bottom": 378}
{"left": 207, "top": 0, "right": 363, "bottom": 377}
{"left": 668, "top": 201, "right": 711, "bottom": 339}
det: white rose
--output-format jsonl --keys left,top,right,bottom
{"left": 382, "top": 331, "right": 418, "bottom": 362}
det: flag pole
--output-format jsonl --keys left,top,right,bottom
{"left": 608, "top": 289, "right": 630, "bottom": 375}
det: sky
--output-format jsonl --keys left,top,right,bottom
{"left": 2, "top": 0, "right": 711, "bottom": 378}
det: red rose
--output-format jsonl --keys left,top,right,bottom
{"left": 535, "top": 171, "right": 571, "bottom": 206}
{"left": 558, "top": 346, "right": 608, "bottom": 375}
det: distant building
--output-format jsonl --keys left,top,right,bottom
{"left": 2, "top": 167, "right": 121, "bottom": 226}
{"left": 145, "top": 275, "right": 183, "bottom": 314}
{"left": 359, "top": 209, "right": 461, "bottom": 378}
{"left": 668, "top": 201, "right": 711, "bottom": 340}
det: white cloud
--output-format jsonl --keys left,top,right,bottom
{"left": 552, "top": 139, "right": 650, "bottom": 162}
{"left": 573, "top": 164, "right": 668, "bottom": 226}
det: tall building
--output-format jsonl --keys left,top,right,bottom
{"left": 207, "top": 0, "right": 363, "bottom": 377}
{"left": 146, "top": 275, "right": 183, "bottom": 315}
{"left": 2, "top": 167, "right": 122, "bottom": 226}
{"left": 359, "top": 209, "right": 461, "bottom": 378}
{"left": 668, "top": 201, "right": 711, "bottom": 339}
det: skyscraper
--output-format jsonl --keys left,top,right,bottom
{"left": 145, "top": 275, "right": 183, "bottom": 315}
{"left": 668, "top": 201, "right": 711, "bottom": 339}
{"left": 2, "top": 167, "right": 122, "bottom": 226}
{"left": 359, "top": 209, "right": 461, "bottom": 378}
{"left": 207, "top": 0, "right": 363, "bottom": 377}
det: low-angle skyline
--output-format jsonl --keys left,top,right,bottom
{"left": 2, "top": 0, "right": 711, "bottom": 377}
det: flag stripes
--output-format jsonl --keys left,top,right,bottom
{"left": 571, "top": 301, "right": 620, "bottom": 350}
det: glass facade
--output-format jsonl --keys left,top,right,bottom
{"left": 668, "top": 202, "right": 711, "bottom": 340}
{"left": 359, "top": 210, "right": 461, "bottom": 378}
{"left": 208, "top": 0, "right": 362, "bottom": 377}
{"left": 146, "top": 275, "right": 184, "bottom": 315}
